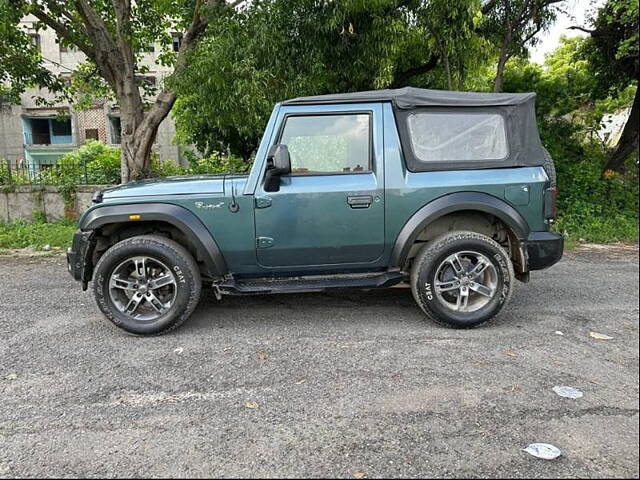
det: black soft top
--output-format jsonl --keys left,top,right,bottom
{"left": 282, "top": 87, "right": 547, "bottom": 174}
{"left": 282, "top": 86, "right": 536, "bottom": 109}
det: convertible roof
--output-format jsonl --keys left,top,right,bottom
{"left": 282, "top": 86, "right": 536, "bottom": 109}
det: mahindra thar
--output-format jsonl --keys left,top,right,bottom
{"left": 67, "top": 87, "right": 563, "bottom": 335}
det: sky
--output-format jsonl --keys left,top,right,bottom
{"left": 529, "top": 0, "right": 607, "bottom": 64}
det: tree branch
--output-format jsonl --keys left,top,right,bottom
{"left": 71, "top": 0, "right": 124, "bottom": 90}
{"left": 111, "top": 0, "right": 135, "bottom": 69}
{"left": 73, "top": 0, "right": 119, "bottom": 56}
{"left": 392, "top": 54, "right": 440, "bottom": 87}
{"left": 28, "top": 2, "right": 95, "bottom": 59}
{"left": 568, "top": 25, "right": 597, "bottom": 34}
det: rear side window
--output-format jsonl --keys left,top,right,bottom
{"left": 407, "top": 112, "right": 508, "bottom": 162}
{"left": 279, "top": 113, "right": 370, "bottom": 174}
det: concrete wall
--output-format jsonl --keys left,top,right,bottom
{"left": 0, "top": 185, "right": 105, "bottom": 223}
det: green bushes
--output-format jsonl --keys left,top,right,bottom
{"left": 36, "top": 140, "right": 121, "bottom": 186}
{"left": 543, "top": 119, "right": 639, "bottom": 243}
{"left": 185, "top": 150, "right": 251, "bottom": 174}
{"left": 1, "top": 142, "right": 250, "bottom": 189}
{"left": 149, "top": 150, "right": 251, "bottom": 177}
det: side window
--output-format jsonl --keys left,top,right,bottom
{"left": 279, "top": 113, "right": 370, "bottom": 174}
{"left": 407, "top": 112, "right": 508, "bottom": 162}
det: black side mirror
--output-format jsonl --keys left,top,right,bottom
{"left": 264, "top": 144, "right": 291, "bottom": 192}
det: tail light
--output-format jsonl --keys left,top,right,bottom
{"left": 544, "top": 187, "right": 558, "bottom": 219}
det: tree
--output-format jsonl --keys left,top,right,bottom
{"left": 481, "top": 0, "right": 563, "bottom": 92}
{"left": 171, "top": 0, "right": 437, "bottom": 158}
{"left": 574, "top": 0, "right": 639, "bottom": 175}
{"left": 417, "top": 0, "right": 485, "bottom": 90}
{"left": 0, "top": 0, "right": 242, "bottom": 182}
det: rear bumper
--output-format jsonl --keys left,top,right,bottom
{"left": 526, "top": 231, "right": 564, "bottom": 270}
{"left": 66, "top": 229, "right": 94, "bottom": 289}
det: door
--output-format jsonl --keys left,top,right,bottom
{"left": 254, "top": 110, "right": 384, "bottom": 268}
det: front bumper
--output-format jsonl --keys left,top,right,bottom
{"left": 526, "top": 231, "right": 564, "bottom": 270}
{"left": 66, "top": 229, "right": 94, "bottom": 290}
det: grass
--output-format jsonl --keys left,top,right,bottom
{"left": 555, "top": 213, "right": 639, "bottom": 244}
{"left": 0, "top": 219, "right": 76, "bottom": 250}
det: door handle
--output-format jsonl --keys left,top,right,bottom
{"left": 347, "top": 195, "right": 373, "bottom": 209}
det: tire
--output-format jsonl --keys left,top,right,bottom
{"left": 93, "top": 235, "right": 201, "bottom": 335}
{"left": 542, "top": 147, "right": 556, "bottom": 187}
{"left": 410, "top": 231, "right": 514, "bottom": 328}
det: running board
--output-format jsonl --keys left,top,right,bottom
{"left": 218, "top": 272, "right": 406, "bottom": 295}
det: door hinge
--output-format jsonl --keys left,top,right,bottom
{"left": 256, "top": 236, "right": 274, "bottom": 249}
{"left": 255, "top": 196, "right": 272, "bottom": 209}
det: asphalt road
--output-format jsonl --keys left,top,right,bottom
{"left": 0, "top": 248, "right": 638, "bottom": 479}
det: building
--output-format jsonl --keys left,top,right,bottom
{"left": 0, "top": 16, "right": 188, "bottom": 171}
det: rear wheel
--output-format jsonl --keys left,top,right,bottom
{"left": 410, "top": 231, "right": 514, "bottom": 328}
{"left": 93, "top": 235, "right": 201, "bottom": 335}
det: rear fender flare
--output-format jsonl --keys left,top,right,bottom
{"left": 389, "top": 192, "right": 530, "bottom": 270}
{"left": 81, "top": 203, "right": 228, "bottom": 277}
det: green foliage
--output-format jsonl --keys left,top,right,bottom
{"left": 170, "top": 0, "right": 457, "bottom": 158}
{"left": 0, "top": 219, "right": 76, "bottom": 249}
{"left": 541, "top": 118, "right": 638, "bottom": 242}
{"left": 85, "top": 147, "right": 121, "bottom": 184}
{"left": 0, "top": 160, "right": 10, "bottom": 184}
{"left": 418, "top": 0, "right": 488, "bottom": 90}
{"left": 501, "top": 35, "right": 638, "bottom": 243}
{"left": 149, "top": 156, "right": 186, "bottom": 178}
{"left": 36, "top": 140, "right": 121, "bottom": 186}
{"left": 0, "top": 0, "right": 212, "bottom": 106}
{"left": 149, "top": 151, "right": 251, "bottom": 177}
{"left": 580, "top": 0, "right": 639, "bottom": 96}
{"left": 185, "top": 151, "right": 251, "bottom": 174}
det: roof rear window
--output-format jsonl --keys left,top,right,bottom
{"left": 407, "top": 112, "right": 508, "bottom": 162}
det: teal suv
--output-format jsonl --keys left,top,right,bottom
{"left": 67, "top": 88, "right": 563, "bottom": 335}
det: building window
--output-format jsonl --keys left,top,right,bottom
{"left": 109, "top": 116, "right": 122, "bottom": 144}
{"left": 135, "top": 75, "right": 156, "bottom": 87}
{"left": 85, "top": 129, "right": 99, "bottom": 141}
{"left": 171, "top": 33, "right": 183, "bottom": 52}
{"left": 23, "top": 117, "right": 73, "bottom": 145}
{"left": 29, "top": 34, "right": 41, "bottom": 52}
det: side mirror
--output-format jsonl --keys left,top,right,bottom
{"left": 264, "top": 144, "right": 291, "bottom": 191}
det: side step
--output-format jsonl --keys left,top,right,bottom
{"left": 218, "top": 272, "right": 406, "bottom": 295}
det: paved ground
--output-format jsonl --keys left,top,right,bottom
{"left": 0, "top": 248, "right": 638, "bottom": 479}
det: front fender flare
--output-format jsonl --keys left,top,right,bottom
{"left": 80, "top": 203, "right": 228, "bottom": 277}
{"left": 389, "top": 192, "right": 530, "bottom": 270}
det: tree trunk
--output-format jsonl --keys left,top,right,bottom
{"left": 443, "top": 54, "right": 453, "bottom": 90}
{"left": 432, "top": 33, "right": 452, "bottom": 90}
{"left": 120, "top": 124, "right": 157, "bottom": 182}
{"left": 118, "top": 88, "right": 170, "bottom": 183}
{"left": 494, "top": 49, "right": 508, "bottom": 93}
{"left": 494, "top": 29, "right": 512, "bottom": 93}
{"left": 602, "top": 88, "right": 639, "bottom": 176}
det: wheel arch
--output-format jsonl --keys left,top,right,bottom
{"left": 389, "top": 192, "right": 530, "bottom": 271}
{"left": 81, "top": 203, "right": 228, "bottom": 279}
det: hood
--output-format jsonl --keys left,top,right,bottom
{"left": 99, "top": 175, "right": 230, "bottom": 201}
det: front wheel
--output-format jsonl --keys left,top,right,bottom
{"left": 93, "top": 235, "right": 201, "bottom": 335}
{"left": 410, "top": 231, "right": 514, "bottom": 328}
